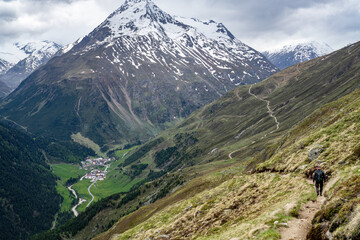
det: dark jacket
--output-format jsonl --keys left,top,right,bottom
{"left": 313, "top": 169, "right": 326, "bottom": 183}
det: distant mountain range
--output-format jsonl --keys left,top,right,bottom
{"left": 0, "top": 0, "right": 278, "bottom": 147}
{"left": 0, "top": 41, "right": 62, "bottom": 95}
{"left": 263, "top": 41, "right": 333, "bottom": 70}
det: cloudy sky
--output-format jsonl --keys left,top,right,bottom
{"left": 0, "top": 0, "right": 359, "bottom": 55}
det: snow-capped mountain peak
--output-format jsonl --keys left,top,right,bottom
{"left": 15, "top": 41, "right": 49, "bottom": 55}
{"left": 276, "top": 41, "right": 333, "bottom": 59}
{"left": 100, "top": 0, "right": 171, "bottom": 38}
{"left": 0, "top": 41, "right": 61, "bottom": 65}
{"left": 263, "top": 41, "right": 333, "bottom": 70}
{"left": 68, "top": 0, "right": 278, "bottom": 87}
{"left": 95, "top": 0, "right": 239, "bottom": 48}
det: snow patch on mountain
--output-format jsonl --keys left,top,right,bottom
{"left": 60, "top": 37, "right": 84, "bottom": 54}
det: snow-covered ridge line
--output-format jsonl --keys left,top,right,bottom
{"left": 94, "top": 0, "right": 242, "bottom": 48}
{"left": 265, "top": 41, "right": 333, "bottom": 57}
{"left": 262, "top": 41, "right": 333, "bottom": 70}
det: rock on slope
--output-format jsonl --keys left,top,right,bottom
{"left": 0, "top": 0, "right": 277, "bottom": 147}
{"left": 0, "top": 41, "right": 62, "bottom": 91}
{"left": 263, "top": 41, "right": 333, "bottom": 70}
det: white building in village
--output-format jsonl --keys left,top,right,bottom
{"left": 84, "top": 169, "right": 107, "bottom": 182}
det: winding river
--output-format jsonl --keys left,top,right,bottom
{"left": 68, "top": 185, "right": 86, "bottom": 217}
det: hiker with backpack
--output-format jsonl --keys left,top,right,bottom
{"left": 313, "top": 166, "right": 326, "bottom": 196}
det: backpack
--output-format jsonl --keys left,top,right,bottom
{"left": 314, "top": 170, "right": 324, "bottom": 182}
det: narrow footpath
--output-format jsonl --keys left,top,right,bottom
{"left": 280, "top": 180, "right": 326, "bottom": 240}
{"left": 248, "top": 85, "right": 280, "bottom": 131}
{"left": 228, "top": 85, "right": 280, "bottom": 160}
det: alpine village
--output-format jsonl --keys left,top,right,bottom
{"left": 0, "top": 0, "right": 360, "bottom": 240}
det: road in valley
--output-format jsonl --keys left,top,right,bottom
{"left": 85, "top": 164, "right": 110, "bottom": 208}
{"left": 86, "top": 180, "right": 97, "bottom": 208}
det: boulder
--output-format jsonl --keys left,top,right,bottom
{"left": 308, "top": 144, "right": 324, "bottom": 161}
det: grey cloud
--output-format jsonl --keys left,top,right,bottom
{"left": 155, "top": 0, "right": 359, "bottom": 50}
{"left": 0, "top": 0, "right": 359, "bottom": 52}
{"left": 0, "top": 2, "right": 18, "bottom": 21}
{"left": 0, "top": 11, "right": 17, "bottom": 22}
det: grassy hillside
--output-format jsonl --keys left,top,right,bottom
{"left": 95, "top": 84, "right": 360, "bottom": 240}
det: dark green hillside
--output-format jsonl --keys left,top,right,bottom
{"left": 0, "top": 124, "right": 60, "bottom": 240}
{"left": 96, "top": 77, "right": 360, "bottom": 240}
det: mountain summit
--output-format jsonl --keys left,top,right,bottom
{"left": 0, "top": 0, "right": 277, "bottom": 147}
{"left": 263, "top": 41, "right": 333, "bottom": 70}
{"left": 75, "top": 0, "right": 277, "bottom": 86}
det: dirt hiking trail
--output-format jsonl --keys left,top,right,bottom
{"left": 280, "top": 180, "right": 326, "bottom": 240}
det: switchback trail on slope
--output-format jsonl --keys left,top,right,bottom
{"left": 280, "top": 180, "right": 326, "bottom": 240}
{"left": 248, "top": 84, "right": 280, "bottom": 131}
{"left": 228, "top": 84, "right": 280, "bottom": 159}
